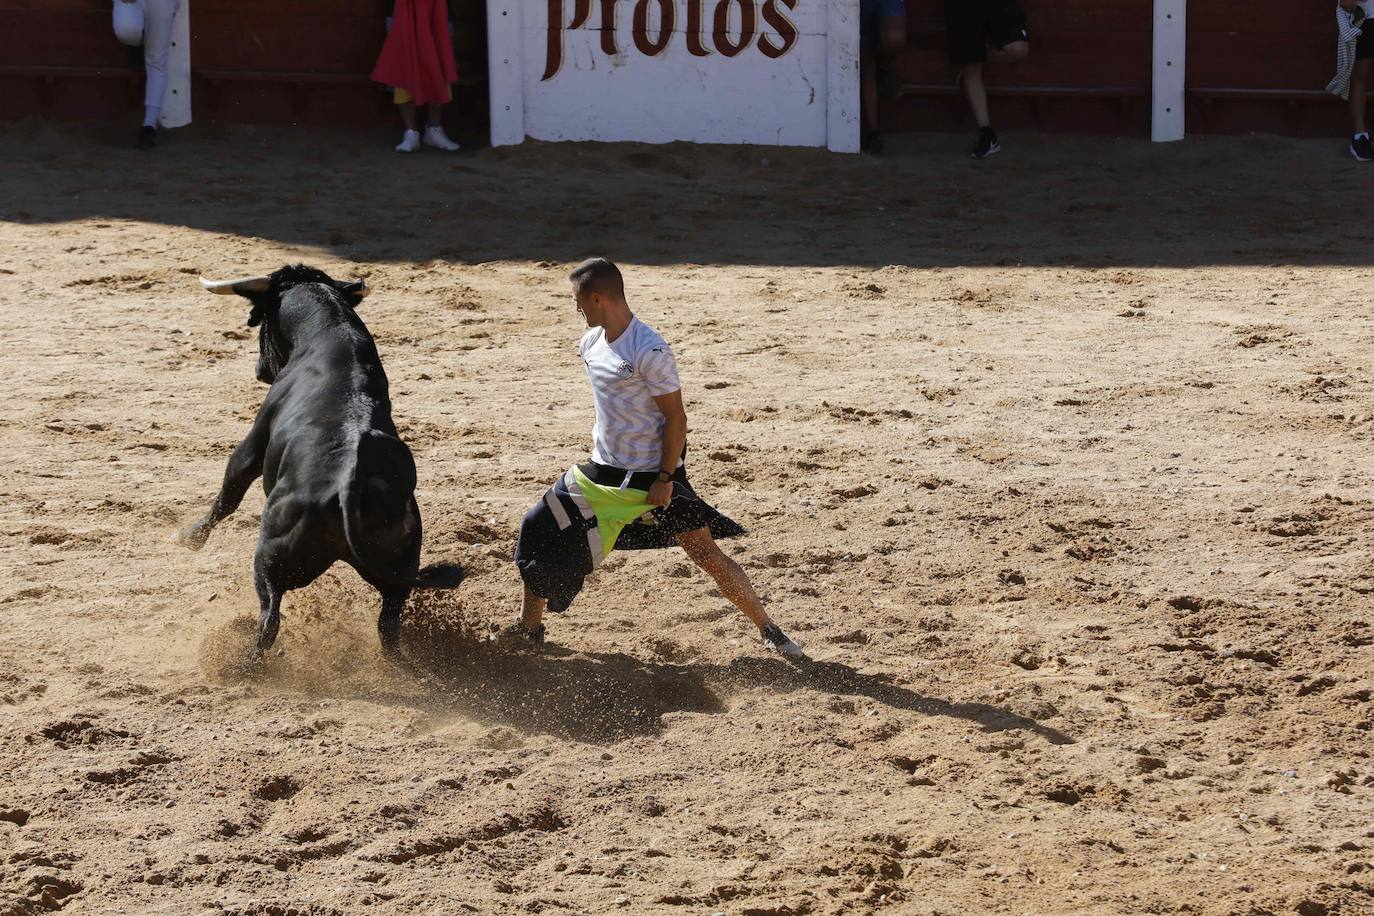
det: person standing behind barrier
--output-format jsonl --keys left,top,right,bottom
{"left": 116, "top": 0, "right": 180, "bottom": 150}
{"left": 946, "top": 0, "right": 1030, "bottom": 159}
{"left": 860, "top": 0, "right": 906, "bottom": 154}
{"left": 372, "top": 0, "right": 462, "bottom": 152}
{"left": 1329, "top": 0, "right": 1372, "bottom": 161}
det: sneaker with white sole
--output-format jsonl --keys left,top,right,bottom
{"left": 395, "top": 129, "right": 421, "bottom": 153}
{"left": 761, "top": 623, "right": 806, "bottom": 660}
{"left": 1352, "top": 133, "right": 1373, "bottom": 162}
{"left": 423, "top": 126, "right": 461, "bottom": 151}
{"left": 971, "top": 126, "right": 1000, "bottom": 159}
{"left": 493, "top": 621, "right": 545, "bottom": 647}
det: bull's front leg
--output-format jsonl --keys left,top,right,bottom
{"left": 176, "top": 431, "right": 264, "bottom": 551}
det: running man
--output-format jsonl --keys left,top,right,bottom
{"left": 947, "top": 0, "right": 1030, "bottom": 159}
{"left": 505, "top": 258, "right": 806, "bottom": 660}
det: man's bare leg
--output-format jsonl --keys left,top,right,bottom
{"left": 862, "top": 50, "right": 880, "bottom": 136}
{"left": 494, "top": 585, "right": 547, "bottom": 645}
{"left": 677, "top": 527, "right": 805, "bottom": 657}
{"left": 1352, "top": 59, "right": 1369, "bottom": 136}
{"left": 959, "top": 62, "right": 991, "bottom": 128}
{"left": 520, "top": 586, "right": 546, "bottom": 632}
{"left": 987, "top": 40, "right": 1029, "bottom": 67}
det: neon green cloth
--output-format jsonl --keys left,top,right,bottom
{"left": 570, "top": 466, "right": 655, "bottom": 558}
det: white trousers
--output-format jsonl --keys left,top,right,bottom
{"left": 141, "top": 0, "right": 182, "bottom": 122}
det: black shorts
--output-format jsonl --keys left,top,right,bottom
{"left": 946, "top": 0, "right": 1029, "bottom": 67}
{"left": 1359, "top": 26, "right": 1374, "bottom": 60}
{"left": 581, "top": 441, "right": 743, "bottom": 544}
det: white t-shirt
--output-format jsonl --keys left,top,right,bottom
{"left": 580, "top": 317, "right": 681, "bottom": 472}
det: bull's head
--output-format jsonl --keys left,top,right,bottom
{"left": 200, "top": 265, "right": 370, "bottom": 384}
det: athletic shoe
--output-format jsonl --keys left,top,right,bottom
{"left": 1352, "top": 133, "right": 1374, "bottom": 162}
{"left": 971, "top": 127, "right": 1000, "bottom": 159}
{"left": 137, "top": 125, "right": 158, "bottom": 150}
{"left": 395, "top": 129, "right": 421, "bottom": 153}
{"left": 494, "top": 621, "right": 545, "bottom": 646}
{"left": 761, "top": 623, "right": 806, "bottom": 660}
{"left": 423, "top": 126, "right": 461, "bottom": 151}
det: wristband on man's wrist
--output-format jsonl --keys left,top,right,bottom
{"left": 655, "top": 471, "right": 672, "bottom": 483}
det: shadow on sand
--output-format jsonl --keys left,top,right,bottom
{"left": 408, "top": 641, "right": 1073, "bottom": 747}
{"left": 199, "top": 572, "right": 1073, "bottom": 745}
{"left": 5, "top": 118, "right": 1363, "bottom": 271}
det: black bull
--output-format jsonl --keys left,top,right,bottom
{"left": 177, "top": 265, "right": 463, "bottom": 660}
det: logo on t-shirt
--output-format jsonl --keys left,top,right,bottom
{"left": 615, "top": 360, "right": 634, "bottom": 379}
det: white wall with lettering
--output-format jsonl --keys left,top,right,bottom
{"left": 487, "top": 0, "right": 859, "bottom": 153}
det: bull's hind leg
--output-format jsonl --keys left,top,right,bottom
{"left": 377, "top": 588, "right": 411, "bottom": 662}
{"left": 252, "top": 561, "right": 283, "bottom": 660}
{"left": 177, "top": 431, "right": 265, "bottom": 551}
{"left": 248, "top": 498, "right": 332, "bottom": 661}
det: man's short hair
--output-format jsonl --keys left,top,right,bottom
{"left": 569, "top": 257, "right": 625, "bottom": 301}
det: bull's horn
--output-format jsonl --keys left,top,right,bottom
{"left": 355, "top": 283, "right": 371, "bottom": 298}
{"left": 200, "top": 276, "right": 271, "bottom": 294}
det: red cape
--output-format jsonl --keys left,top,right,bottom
{"left": 371, "top": 0, "right": 458, "bottom": 105}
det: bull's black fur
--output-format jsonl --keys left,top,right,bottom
{"left": 179, "top": 265, "right": 463, "bottom": 661}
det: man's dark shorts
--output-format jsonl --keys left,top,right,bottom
{"left": 861, "top": 0, "right": 905, "bottom": 50}
{"left": 946, "top": 0, "right": 1029, "bottom": 67}
{"left": 1359, "top": 25, "right": 1374, "bottom": 60}
{"left": 515, "top": 459, "right": 745, "bottom": 615}
{"left": 580, "top": 461, "right": 733, "bottom": 544}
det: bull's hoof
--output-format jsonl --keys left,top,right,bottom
{"left": 175, "top": 523, "right": 210, "bottom": 552}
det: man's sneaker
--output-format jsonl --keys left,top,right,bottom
{"left": 395, "top": 129, "right": 421, "bottom": 153}
{"left": 761, "top": 623, "right": 806, "bottom": 660}
{"left": 971, "top": 127, "right": 1000, "bottom": 159}
{"left": 137, "top": 125, "right": 158, "bottom": 150}
{"left": 423, "top": 125, "right": 461, "bottom": 151}
{"left": 1352, "top": 133, "right": 1373, "bottom": 162}
{"left": 494, "top": 621, "right": 545, "bottom": 646}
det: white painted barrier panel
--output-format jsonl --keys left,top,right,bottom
{"left": 1151, "top": 0, "right": 1184, "bottom": 142}
{"left": 487, "top": 0, "right": 526, "bottom": 146}
{"left": 489, "top": 0, "right": 858, "bottom": 152}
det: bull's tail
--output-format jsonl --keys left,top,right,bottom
{"left": 340, "top": 436, "right": 464, "bottom": 591}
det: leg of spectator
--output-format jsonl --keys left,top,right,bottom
{"left": 960, "top": 62, "right": 991, "bottom": 128}
{"left": 1352, "top": 59, "right": 1369, "bottom": 135}
{"left": 395, "top": 98, "right": 421, "bottom": 152}
{"left": 880, "top": 15, "right": 906, "bottom": 67}
{"left": 422, "top": 100, "right": 461, "bottom": 150}
{"left": 141, "top": 0, "right": 180, "bottom": 127}
{"left": 862, "top": 49, "right": 879, "bottom": 134}
{"left": 987, "top": 40, "right": 1029, "bottom": 66}
{"left": 879, "top": 13, "right": 906, "bottom": 99}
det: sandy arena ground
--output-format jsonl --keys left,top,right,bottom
{"left": 1, "top": 121, "right": 1373, "bottom": 916}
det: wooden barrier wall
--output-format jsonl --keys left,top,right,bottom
{"left": 1187, "top": 1, "right": 1350, "bottom": 136}
{"left": 0, "top": 0, "right": 488, "bottom": 130}
{"left": 882, "top": 0, "right": 1154, "bottom": 136}
{"left": 0, "top": 0, "right": 1359, "bottom": 138}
